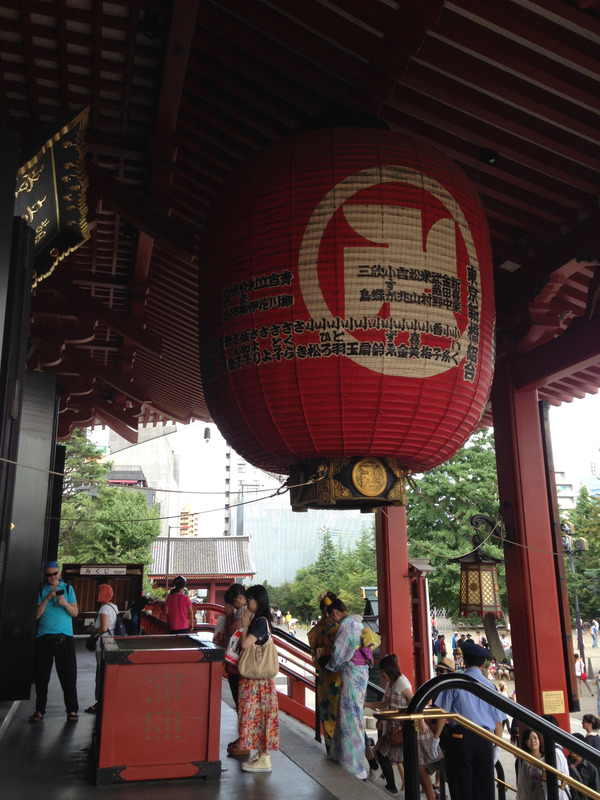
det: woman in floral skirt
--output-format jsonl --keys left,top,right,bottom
{"left": 238, "top": 584, "right": 279, "bottom": 773}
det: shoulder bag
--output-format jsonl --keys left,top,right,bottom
{"left": 238, "top": 630, "right": 279, "bottom": 679}
{"left": 387, "top": 724, "right": 404, "bottom": 746}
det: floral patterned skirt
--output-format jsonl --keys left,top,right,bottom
{"left": 238, "top": 677, "right": 280, "bottom": 752}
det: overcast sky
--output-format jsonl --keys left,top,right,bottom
{"left": 549, "top": 392, "right": 600, "bottom": 489}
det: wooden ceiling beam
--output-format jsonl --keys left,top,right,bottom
{"left": 502, "top": 216, "right": 600, "bottom": 301}
{"left": 437, "top": 10, "right": 600, "bottom": 106}
{"left": 454, "top": 0, "right": 598, "bottom": 71}
{"left": 35, "top": 279, "right": 162, "bottom": 356}
{"left": 555, "top": 374, "right": 600, "bottom": 396}
{"left": 207, "top": 0, "right": 375, "bottom": 88}
{"left": 198, "top": 1, "right": 366, "bottom": 108}
{"left": 537, "top": 386, "right": 580, "bottom": 405}
{"left": 86, "top": 161, "right": 195, "bottom": 261}
{"left": 513, "top": 316, "right": 600, "bottom": 390}
{"left": 404, "top": 65, "right": 600, "bottom": 172}
{"left": 413, "top": 39, "right": 600, "bottom": 144}
{"left": 65, "top": 353, "right": 149, "bottom": 406}
{"left": 388, "top": 86, "right": 599, "bottom": 195}
{"left": 80, "top": 398, "right": 140, "bottom": 444}
{"left": 194, "top": 34, "right": 323, "bottom": 117}
{"left": 465, "top": 170, "right": 576, "bottom": 228}
{"left": 381, "top": 104, "right": 595, "bottom": 212}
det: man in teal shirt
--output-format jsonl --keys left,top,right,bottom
{"left": 29, "top": 561, "right": 79, "bottom": 723}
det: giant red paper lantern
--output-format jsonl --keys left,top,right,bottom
{"left": 199, "top": 127, "right": 495, "bottom": 509}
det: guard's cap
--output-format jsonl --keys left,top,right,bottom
{"left": 461, "top": 639, "right": 490, "bottom": 659}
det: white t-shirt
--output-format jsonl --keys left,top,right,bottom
{"left": 94, "top": 603, "right": 118, "bottom": 650}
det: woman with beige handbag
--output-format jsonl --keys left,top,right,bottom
{"left": 237, "top": 584, "right": 280, "bottom": 773}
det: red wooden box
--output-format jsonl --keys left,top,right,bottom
{"left": 95, "top": 635, "right": 223, "bottom": 784}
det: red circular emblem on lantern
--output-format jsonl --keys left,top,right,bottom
{"left": 199, "top": 128, "right": 494, "bottom": 492}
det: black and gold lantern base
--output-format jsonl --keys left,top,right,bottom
{"left": 289, "top": 457, "right": 407, "bottom": 512}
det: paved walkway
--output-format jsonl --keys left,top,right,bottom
{"left": 0, "top": 638, "right": 387, "bottom": 800}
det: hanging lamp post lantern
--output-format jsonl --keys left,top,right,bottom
{"left": 199, "top": 123, "right": 495, "bottom": 510}
{"left": 453, "top": 534, "right": 504, "bottom": 620}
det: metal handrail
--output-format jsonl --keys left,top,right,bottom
{"left": 377, "top": 708, "right": 599, "bottom": 799}
{"left": 397, "top": 673, "right": 600, "bottom": 800}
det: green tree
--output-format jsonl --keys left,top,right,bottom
{"left": 335, "top": 526, "right": 377, "bottom": 613}
{"left": 313, "top": 527, "right": 338, "bottom": 585}
{"left": 60, "top": 486, "right": 160, "bottom": 565}
{"left": 276, "top": 523, "right": 377, "bottom": 621}
{"left": 61, "top": 427, "right": 112, "bottom": 497}
{"left": 405, "top": 429, "right": 503, "bottom": 619}
{"left": 58, "top": 431, "right": 161, "bottom": 576}
{"left": 567, "top": 488, "right": 600, "bottom": 620}
{"left": 569, "top": 486, "right": 598, "bottom": 544}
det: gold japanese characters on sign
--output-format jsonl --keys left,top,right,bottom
{"left": 14, "top": 107, "right": 90, "bottom": 288}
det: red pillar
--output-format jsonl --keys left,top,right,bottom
{"left": 410, "top": 562, "right": 435, "bottom": 688}
{"left": 375, "top": 507, "right": 415, "bottom": 684}
{"left": 207, "top": 581, "right": 217, "bottom": 625}
{"left": 492, "top": 363, "right": 574, "bottom": 730}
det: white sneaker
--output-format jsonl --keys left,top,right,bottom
{"left": 368, "top": 766, "right": 382, "bottom": 783}
{"left": 241, "top": 753, "right": 272, "bottom": 773}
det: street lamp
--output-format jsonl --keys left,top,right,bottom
{"left": 561, "top": 522, "right": 589, "bottom": 660}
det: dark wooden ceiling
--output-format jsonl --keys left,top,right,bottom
{"left": 1, "top": 0, "right": 599, "bottom": 442}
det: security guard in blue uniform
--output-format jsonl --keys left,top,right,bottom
{"left": 435, "top": 639, "right": 507, "bottom": 800}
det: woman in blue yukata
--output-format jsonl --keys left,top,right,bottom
{"left": 325, "top": 595, "right": 375, "bottom": 780}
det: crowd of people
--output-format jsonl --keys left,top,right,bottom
{"left": 30, "top": 562, "right": 600, "bottom": 796}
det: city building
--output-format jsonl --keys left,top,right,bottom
{"left": 92, "top": 425, "right": 181, "bottom": 537}
{"left": 555, "top": 470, "right": 577, "bottom": 511}
{"left": 230, "top": 446, "right": 370, "bottom": 586}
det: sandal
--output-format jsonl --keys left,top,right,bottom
{"left": 84, "top": 705, "right": 97, "bottom": 714}
{"left": 67, "top": 712, "right": 79, "bottom": 723}
{"left": 28, "top": 711, "right": 44, "bottom": 723}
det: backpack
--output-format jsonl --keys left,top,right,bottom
{"left": 110, "top": 604, "right": 127, "bottom": 637}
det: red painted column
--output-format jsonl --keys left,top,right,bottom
{"left": 207, "top": 581, "right": 217, "bottom": 625}
{"left": 492, "top": 362, "right": 573, "bottom": 730}
{"left": 410, "top": 564, "right": 434, "bottom": 689}
{"left": 375, "top": 507, "right": 415, "bottom": 684}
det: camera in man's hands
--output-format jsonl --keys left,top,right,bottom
{"left": 55, "top": 589, "right": 64, "bottom": 596}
